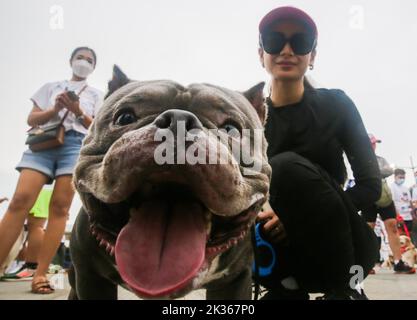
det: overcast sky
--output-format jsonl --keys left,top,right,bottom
{"left": 0, "top": 0, "right": 416, "bottom": 223}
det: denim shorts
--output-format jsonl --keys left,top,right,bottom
{"left": 16, "top": 130, "right": 85, "bottom": 181}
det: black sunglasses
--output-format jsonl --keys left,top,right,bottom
{"left": 260, "top": 32, "right": 316, "bottom": 56}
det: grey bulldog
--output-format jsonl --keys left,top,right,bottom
{"left": 69, "top": 66, "right": 271, "bottom": 300}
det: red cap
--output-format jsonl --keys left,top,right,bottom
{"left": 368, "top": 133, "right": 381, "bottom": 144}
{"left": 259, "top": 6, "right": 318, "bottom": 38}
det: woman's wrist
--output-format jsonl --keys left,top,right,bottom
{"left": 71, "top": 101, "right": 83, "bottom": 117}
{"left": 74, "top": 108, "right": 84, "bottom": 118}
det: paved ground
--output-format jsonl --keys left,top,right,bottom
{"left": 0, "top": 267, "right": 416, "bottom": 300}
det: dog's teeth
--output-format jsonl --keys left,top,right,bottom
{"left": 99, "top": 239, "right": 106, "bottom": 247}
{"left": 110, "top": 248, "right": 115, "bottom": 256}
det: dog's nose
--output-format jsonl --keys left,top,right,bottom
{"left": 153, "top": 109, "right": 203, "bottom": 133}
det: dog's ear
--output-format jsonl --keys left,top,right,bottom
{"left": 105, "top": 65, "right": 131, "bottom": 99}
{"left": 242, "top": 82, "right": 266, "bottom": 124}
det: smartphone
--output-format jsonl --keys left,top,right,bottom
{"left": 66, "top": 90, "right": 79, "bottom": 102}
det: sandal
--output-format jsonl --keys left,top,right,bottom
{"left": 31, "top": 276, "right": 55, "bottom": 294}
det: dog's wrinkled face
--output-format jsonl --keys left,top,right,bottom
{"left": 73, "top": 70, "right": 271, "bottom": 299}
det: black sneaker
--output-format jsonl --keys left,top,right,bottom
{"left": 394, "top": 260, "right": 416, "bottom": 274}
{"left": 316, "top": 288, "right": 368, "bottom": 300}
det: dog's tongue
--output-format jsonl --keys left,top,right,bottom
{"left": 115, "top": 199, "right": 207, "bottom": 297}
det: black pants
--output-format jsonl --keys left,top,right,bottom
{"left": 411, "top": 220, "right": 417, "bottom": 246}
{"left": 268, "top": 152, "right": 378, "bottom": 293}
{"left": 361, "top": 201, "right": 397, "bottom": 222}
{"left": 404, "top": 220, "right": 413, "bottom": 236}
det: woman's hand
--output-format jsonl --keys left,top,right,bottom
{"left": 257, "top": 209, "right": 287, "bottom": 244}
{"left": 53, "top": 93, "right": 66, "bottom": 114}
{"left": 55, "top": 92, "right": 82, "bottom": 116}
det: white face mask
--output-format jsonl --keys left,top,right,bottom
{"left": 72, "top": 59, "right": 94, "bottom": 78}
{"left": 395, "top": 178, "right": 405, "bottom": 186}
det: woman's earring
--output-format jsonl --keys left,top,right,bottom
{"left": 309, "top": 64, "right": 314, "bottom": 70}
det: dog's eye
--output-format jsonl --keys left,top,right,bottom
{"left": 115, "top": 111, "right": 137, "bottom": 126}
{"left": 220, "top": 122, "right": 241, "bottom": 135}
{"left": 223, "top": 124, "right": 237, "bottom": 132}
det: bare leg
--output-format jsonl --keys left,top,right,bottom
{"left": 0, "top": 170, "right": 47, "bottom": 266}
{"left": 16, "top": 241, "right": 27, "bottom": 261}
{"left": 26, "top": 216, "right": 46, "bottom": 264}
{"left": 33, "top": 175, "right": 74, "bottom": 293}
{"left": 384, "top": 218, "right": 402, "bottom": 261}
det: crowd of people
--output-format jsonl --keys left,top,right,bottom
{"left": 0, "top": 6, "right": 416, "bottom": 300}
{"left": 360, "top": 136, "right": 417, "bottom": 274}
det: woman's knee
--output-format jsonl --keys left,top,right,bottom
{"left": 49, "top": 200, "right": 70, "bottom": 218}
{"left": 8, "top": 193, "right": 34, "bottom": 213}
{"left": 269, "top": 152, "right": 316, "bottom": 185}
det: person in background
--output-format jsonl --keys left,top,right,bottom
{"left": 410, "top": 171, "right": 417, "bottom": 245}
{"left": 390, "top": 169, "right": 415, "bottom": 240}
{"left": 411, "top": 171, "right": 417, "bottom": 203}
{"left": 1, "top": 188, "right": 52, "bottom": 281}
{"left": 255, "top": 6, "right": 380, "bottom": 300}
{"left": 361, "top": 135, "right": 415, "bottom": 274}
{"left": 411, "top": 171, "right": 417, "bottom": 205}
{"left": 0, "top": 47, "right": 103, "bottom": 294}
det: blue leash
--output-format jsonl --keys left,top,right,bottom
{"left": 252, "top": 222, "right": 277, "bottom": 277}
